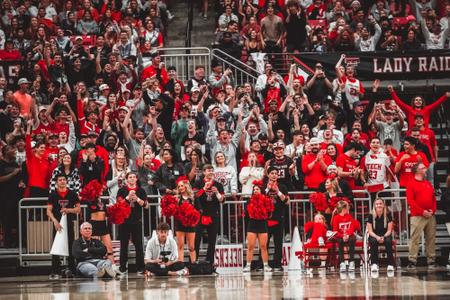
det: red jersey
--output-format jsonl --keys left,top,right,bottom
{"left": 49, "top": 121, "right": 69, "bottom": 137}
{"left": 301, "top": 153, "right": 332, "bottom": 189}
{"left": 395, "top": 151, "right": 429, "bottom": 187}
{"left": 332, "top": 213, "right": 356, "bottom": 238}
{"left": 336, "top": 153, "right": 358, "bottom": 190}
{"left": 406, "top": 177, "right": 436, "bottom": 216}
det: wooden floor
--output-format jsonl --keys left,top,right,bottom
{"left": 1, "top": 267, "right": 450, "bottom": 299}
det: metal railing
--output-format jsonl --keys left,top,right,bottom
{"left": 159, "top": 47, "right": 211, "bottom": 83}
{"left": 17, "top": 189, "right": 409, "bottom": 266}
{"left": 211, "top": 49, "right": 259, "bottom": 86}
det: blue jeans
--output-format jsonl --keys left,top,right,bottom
{"left": 77, "top": 259, "right": 113, "bottom": 278}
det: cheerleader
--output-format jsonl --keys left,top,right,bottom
{"left": 243, "top": 182, "right": 273, "bottom": 273}
{"left": 175, "top": 178, "right": 201, "bottom": 264}
{"left": 90, "top": 197, "right": 113, "bottom": 262}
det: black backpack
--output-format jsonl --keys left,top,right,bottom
{"left": 188, "top": 261, "right": 215, "bottom": 275}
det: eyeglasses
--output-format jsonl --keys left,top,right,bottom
{"left": 83, "top": 227, "right": 92, "bottom": 230}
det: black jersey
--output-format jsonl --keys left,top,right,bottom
{"left": 268, "top": 155, "right": 294, "bottom": 190}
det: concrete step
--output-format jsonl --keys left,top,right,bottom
{"left": 190, "top": 5, "right": 216, "bottom": 48}
{"left": 165, "top": 1, "right": 189, "bottom": 48}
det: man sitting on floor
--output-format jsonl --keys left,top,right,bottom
{"left": 72, "top": 222, "right": 116, "bottom": 278}
{"left": 145, "top": 222, "right": 188, "bottom": 276}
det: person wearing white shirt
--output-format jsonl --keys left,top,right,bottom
{"left": 144, "top": 223, "right": 187, "bottom": 276}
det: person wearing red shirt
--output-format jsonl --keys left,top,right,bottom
{"left": 406, "top": 163, "right": 437, "bottom": 269}
{"left": 320, "top": 128, "right": 343, "bottom": 154}
{"left": 0, "top": 40, "right": 23, "bottom": 60}
{"left": 332, "top": 200, "right": 357, "bottom": 272}
{"left": 388, "top": 85, "right": 449, "bottom": 129}
{"left": 76, "top": 0, "right": 100, "bottom": 22}
{"left": 336, "top": 142, "right": 363, "bottom": 190}
{"left": 343, "top": 128, "right": 369, "bottom": 151}
{"left": 302, "top": 137, "right": 332, "bottom": 190}
{"left": 394, "top": 137, "right": 429, "bottom": 187}
{"left": 140, "top": 51, "right": 169, "bottom": 85}
{"left": 409, "top": 114, "right": 438, "bottom": 187}
{"left": 25, "top": 120, "right": 51, "bottom": 197}
{"left": 45, "top": 132, "right": 61, "bottom": 171}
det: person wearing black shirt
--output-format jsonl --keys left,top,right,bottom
{"left": 154, "top": 149, "right": 186, "bottom": 195}
{"left": 0, "top": 145, "right": 23, "bottom": 247}
{"left": 116, "top": 172, "right": 149, "bottom": 274}
{"left": 72, "top": 222, "right": 116, "bottom": 278}
{"left": 265, "top": 141, "right": 295, "bottom": 191}
{"left": 194, "top": 165, "right": 225, "bottom": 263}
{"left": 47, "top": 174, "right": 80, "bottom": 279}
{"left": 265, "top": 167, "right": 288, "bottom": 271}
{"left": 285, "top": 1, "right": 307, "bottom": 52}
{"left": 79, "top": 143, "right": 104, "bottom": 185}
{"left": 367, "top": 198, "right": 395, "bottom": 272}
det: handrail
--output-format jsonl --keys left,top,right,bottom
{"left": 211, "top": 48, "right": 259, "bottom": 78}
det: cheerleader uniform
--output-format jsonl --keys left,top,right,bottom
{"left": 88, "top": 198, "right": 110, "bottom": 236}
{"left": 247, "top": 218, "right": 268, "bottom": 234}
{"left": 175, "top": 197, "right": 201, "bottom": 233}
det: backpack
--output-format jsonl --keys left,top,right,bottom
{"left": 188, "top": 261, "right": 215, "bottom": 275}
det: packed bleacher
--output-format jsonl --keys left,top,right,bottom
{"left": 212, "top": 0, "right": 450, "bottom": 61}
{"left": 0, "top": 0, "right": 449, "bottom": 278}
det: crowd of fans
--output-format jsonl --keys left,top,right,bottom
{"left": 212, "top": 0, "right": 450, "bottom": 61}
{"left": 0, "top": 0, "right": 449, "bottom": 277}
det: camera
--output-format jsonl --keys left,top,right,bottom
{"left": 160, "top": 250, "right": 171, "bottom": 263}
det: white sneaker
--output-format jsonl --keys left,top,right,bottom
{"left": 97, "top": 268, "right": 106, "bottom": 278}
{"left": 387, "top": 265, "right": 395, "bottom": 272}
{"left": 105, "top": 266, "right": 116, "bottom": 278}
{"left": 339, "top": 262, "right": 347, "bottom": 272}
{"left": 446, "top": 264, "right": 450, "bottom": 270}
{"left": 371, "top": 264, "right": 379, "bottom": 272}
{"left": 243, "top": 265, "right": 251, "bottom": 272}
{"left": 176, "top": 268, "right": 189, "bottom": 276}
{"left": 348, "top": 261, "right": 355, "bottom": 272}
{"left": 263, "top": 265, "right": 273, "bottom": 272}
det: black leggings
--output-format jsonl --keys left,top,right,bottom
{"left": 145, "top": 261, "right": 185, "bottom": 276}
{"left": 195, "top": 218, "right": 219, "bottom": 263}
{"left": 369, "top": 235, "right": 394, "bottom": 266}
{"left": 119, "top": 223, "right": 144, "bottom": 272}
{"left": 337, "top": 236, "right": 356, "bottom": 263}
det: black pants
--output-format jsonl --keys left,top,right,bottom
{"left": 369, "top": 236, "right": 394, "bottom": 265}
{"left": 119, "top": 223, "right": 144, "bottom": 272}
{"left": 145, "top": 261, "right": 185, "bottom": 276}
{"left": 337, "top": 236, "right": 356, "bottom": 263}
{"left": 195, "top": 218, "right": 219, "bottom": 263}
{"left": 51, "top": 219, "right": 75, "bottom": 274}
{"left": 268, "top": 221, "right": 284, "bottom": 268}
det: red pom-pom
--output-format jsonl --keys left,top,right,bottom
{"left": 107, "top": 200, "right": 131, "bottom": 225}
{"left": 309, "top": 192, "right": 328, "bottom": 212}
{"left": 160, "top": 195, "right": 179, "bottom": 217}
{"left": 252, "top": 179, "right": 264, "bottom": 188}
{"left": 329, "top": 196, "right": 352, "bottom": 209}
{"left": 175, "top": 202, "right": 200, "bottom": 227}
{"left": 247, "top": 194, "right": 274, "bottom": 220}
{"left": 79, "top": 180, "right": 103, "bottom": 202}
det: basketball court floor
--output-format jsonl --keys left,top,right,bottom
{"left": 1, "top": 268, "right": 450, "bottom": 299}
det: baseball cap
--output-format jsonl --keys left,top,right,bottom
{"left": 75, "top": 36, "right": 83, "bottom": 41}
{"left": 87, "top": 131, "right": 99, "bottom": 137}
{"left": 273, "top": 141, "right": 285, "bottom": 149}
{"left": 18, "top": 78, "right": 29, "bottom": 85}
{"left": 191, "top": 86, "right": 200, "bottom": 93}
{"left": 99, "top": 84, "right": 110, "bottom": 91}
{"left": 118, "top": 106, "right": 130, "bottom": 113}
{"left": 310, "top": 137, "right": 321, "bottom": 144}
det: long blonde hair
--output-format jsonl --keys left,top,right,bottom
{"left": 176, "top": 180, "right": 194, "bottom": 200}
{"left": 371, "top": 198, "right": 388, "bottom": 231}
{"left": 331, "top": 200, "right": 350, "bottom": 224}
